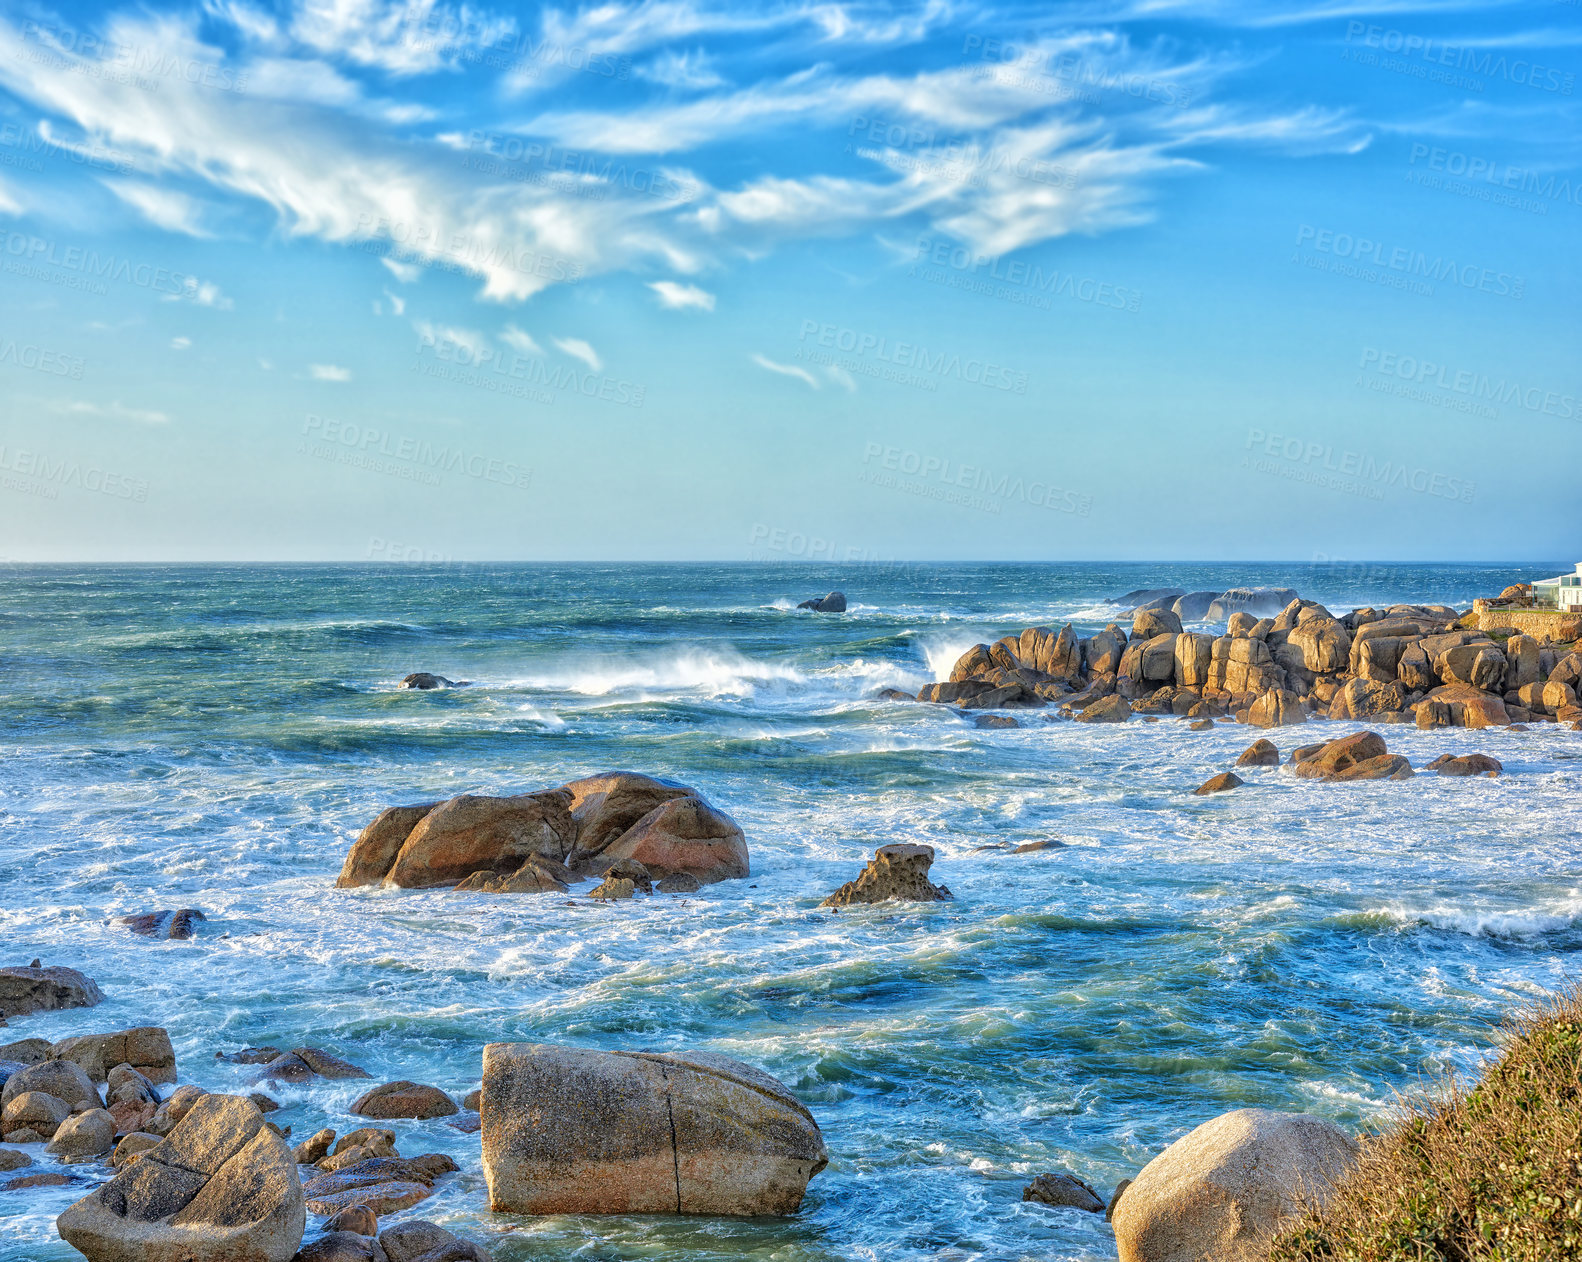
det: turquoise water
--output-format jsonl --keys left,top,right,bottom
{"left": 1, "top": 562, "right": 1579, "bottom": 1261}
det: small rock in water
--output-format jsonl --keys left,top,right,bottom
{"left": 1011, "top": 840, "right": 1065, "bottom": 854}
{"left": 1236, "top": 739, "right": 1280, "bottom": 767}
{"left": 1189, "top": 718, "right": 1214, "bottom": 730}
{"left": 3, "top": 1171, "right": 71, "bottom": 1191}
{"left": 399, "top": 673, "right": 467, "bottom": 689}
{"left": 974, "top": 714, "right": 1019, "bottom": 729}
{"left": 0, "top": 1150, "right": 30, "bottom": 1172}
{"left": 217, "top": 1046, "right": 284, "bottom": 1065}
{"left": 295, "top": 1231, "right": 384, "bottom": 1262}
{"left": 349, "top": 1082, "right": 458, "bottom": 1121}
{"left": 293, "top": 1129, "right": 336, "bottom": 1165}
{"left": 379, "top": 1219, "right": 491, "bottom": 1262}
{"left": 1194, "top": 772, "right": 1243, "bottom": 795}
{"left": 822, "top": 844, "right": 952, "bottom": 907}
{"left": 658, "top": 872, "right": 702, "bottom": 894}
{"left": 1023, "top": 1171, "right": 1106, "bottom": 1212}
{"left": 114, "top": 909, "right": 205, "bottom": 940}
{"left": 872, "top": 687, "right": 913, "bottom": 701}
{"left": 589, "top": 876, "right": 636, "bottom": 901}
{"left": 796, "top": 591, "right": 846, "bottom": 613}
{"left": 1425, "top": 753, "right": 1503, "bottom": 777}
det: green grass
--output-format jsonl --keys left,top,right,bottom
{"left": 1270, "top": 988, "right": 1582, "bottom": 1262}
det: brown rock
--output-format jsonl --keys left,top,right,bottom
{"left": 5, "top": 1171, "right": 71, "bottom": 1189}
{"left": 47, "top": 1108, "right": 116, "bottom": 1160}
{"left": 593, "top": 796, "right": 749, "bottom": 885}
{"left": 2, "top": 1090, "right": 70, "bottom": 1139}
{"left": 56, "top": 1093, "right": 305, "bottom": 1262}
{"left": 589, "top": 876, "right": 636, "bottom": 901}
{"left": 1235, "top": 740, "right": 1279, "bottom": 767}
{"left": 323, "top": 1204, "right": 379, "bottom": 1235}
{"left": 293, "top": 1130, "right": 336, "bottom": 1165}
{"left": 1, "top": 1059, "right": 100, "bottom": 1113}
{"left": 1289, "top": 731, "right": 1388, "bottom": 780}
{"left": 111, "top": 1132, "right": 163, "bottom": 1169}
{"left": 822, "top": 844, "right": 952, "bottom": 906}
{"left": 349, "top": 1083, "right": 457, "bottom": 1121}
{"left": 1111, "top": 1110, "right": 1356, "bottom": 1262}
{"left": 0, "top": 965, "right": 103, "bottom": 1019}
{"left": 382, "top": 792, "right": 576, "bottom": 889}
{"left": 482, "top": 1043, "right": 827, "bottom": 1217}
{"left": 293, "top": 1230, "right": 385, "bottom": 1262}
{"left": 561, "top": 772, "right": 696, "bottom": 865}
{"left": 1076, "top": 695, "right": 1131, "bottom": 724}
{"left": 378, "top": 1220, "right": 489, "bottom": 1262}
{"left": 1193, "top": 773, "right": 1243, "bottom": 796}
{"left": 335, "top": 804, "right": 441, "bottom": 889}
{"left": 52, "top": 1028, "right": 176, "bottom": 1086}
{"left": 1188, "top": 719, "right": 1214, "bottom": 731}
{"left": 0, "top": 1148, "right": 30, "bottom": 1172}
{"left": 1425, "top": 754, "right": 1503, "bottom": 777}
{"left": 293, "top": 1049, "right": 371, "bottom": 1081}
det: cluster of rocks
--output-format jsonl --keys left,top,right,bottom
{"left": 1192, "top": 732, "right": 1504, "bottom": 794}
{"left": 337, "top": 772, "right": 748, "bottom": 894}
{"left": 1110, "top": 585, "right": 1299, "bottom": 623}
{"left": 914, "top": 596, "right": 1582, "bottom": 733}
{"left": 2, "top": 1027, "right": 176, "bottom": 1151}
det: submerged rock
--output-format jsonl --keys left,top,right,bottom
{"left": 1111, "top": 1109, "right": 1357, "bottom": 1262}
{"left": 1205, "top": 588, "right": 1300, "bottom": 622}
{"left": 114, "top": 910, "right": 206, "bottom": 940}
{"left": 481, "top": 1042, "right": 826, "bottom": 1216}
{"left": 399, "top": 673, "right": 467, "bottom": 690}
{"left": 821, "top": 844, "right": 952, "bottom": 907}
{"left": 1023, "top": 1171, "right": 1105, "bottom": 1212}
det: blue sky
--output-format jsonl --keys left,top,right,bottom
{"left": 0, "top": 0, "right": 1577, "bottom": 561}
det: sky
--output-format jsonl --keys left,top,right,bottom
{"left": 0, "top": 0, "right": 1577, "bottom": 563}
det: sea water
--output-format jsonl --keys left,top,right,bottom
{"left": 1, "top": 562, "right": 1578, "bottom": 1261}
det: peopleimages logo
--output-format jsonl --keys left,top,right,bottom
{"left": 1359, "top": 348, "right": 1579, "bottom": 420}
{"left": 1407, "top": 144, "right": 1582, "bottom": 207}
{"left": 1243, "top": 429, "right": 1474, "bottom": 503}
{"left": 1294, "top": 225, "right": 1523, "bottom": 298}
{"left": 1342, "top": 21, "right": 1575, "bottom": 94}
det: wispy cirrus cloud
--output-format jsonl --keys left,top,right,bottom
{"left": 752, "top": 351, "right": 818, "bottom": 388}
{"left": 552, "top": 336, "right": 602, "bottom": 371}
{"left": 649, "top": 279, "right": 716, "bottom": 310}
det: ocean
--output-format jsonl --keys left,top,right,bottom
{"left": 1, "top": 561, "right": 1578, "bottom": 1261}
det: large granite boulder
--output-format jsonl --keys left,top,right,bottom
{"left": 1133, "top": 609, "right": 1184, "bottom": 641}
{"left": 1291, "top": 732, "right": 1412, "bottom": 781}
{"left": 0, "top": 965, "right": 103, "bottom": 1019}
{"left": 3, "top": 1089, "right": 71, "bottom": 1141}
{"left": 1440, "top": 642, "right": 1507, "bottom": 693}
{"left": 592, "top": 796, "right": 750, "bottom": 885}
{"left": 338, "top": 773, "right": 749, "bottom": 891}
{"left": 822, "top": 844, "right": 951, "bottom": 906}
{"left": 1205, "top": 588, "right": 1299, "bottom": 622}
{"left": 1, "top": 1059, "right": 101, "bottom": 1113}
{"left": 46, "top": 1108, "right": 116, "bottom": 1160}
{"left": 56, "top": 1093, "right": 305, "bottom": 1262}
{"left": 1286, "top": 614, "right": 1350, "bottom": 674}
{"left": 1327, "top": 677, "right": 1408, "bottom": 721}
{"left": 481, "top": 1044, "right": 827, "bottom": 1216}
{"left": 1111, "top": 1109, "right": 1356, "bottom": 1262}
{"left": 52, "top": 1028, "right": 176, "bottom": 1086}
{"left": 1248, "top": 690, "right": 1305, "bottom": 730}
{"left": 1076, "top": 695, "right": 1132, "bottom": 723}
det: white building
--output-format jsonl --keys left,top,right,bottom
{"left": 1533, "top": 562, "right": 1582, "bottom": 612}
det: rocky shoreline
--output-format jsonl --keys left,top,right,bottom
{"left": 912, "top": 589, "right": 1581, "bottom": 732}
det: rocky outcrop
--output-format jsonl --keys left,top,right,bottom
{"left": 1023, "top": 1171, "right": 1105, "bottom": 1211}
{"left": 56, "top": 1093, "right": 305, "bottom": 1262}
{"left": 349, "top": 1083, "right": 457, "bottom": 1121}
{"left": 796, "top": 592, "right": 846, "bottom": 612}
{"left": 1248, "top": 689, "right": 1306, "bottom": 729}
{"left": 481, "top": 1043, "right": 827, "bottom": 1216}
{"left": 821, "top": 845, "right": 952, "bottom": 906}
{"left": 0, "top": 965, "right": 103, "bottom": 1019}
{"left": 1111, "top": 1109, "right": 1357, "bottom": 1262}
{"left": 337, "top": 772, "right": 748, "bottom": 892}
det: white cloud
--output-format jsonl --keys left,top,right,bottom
{"left": 309, "top": 363, "right": 352, "bottom": 381}
{"left": 0, "top": 176, "right": 20, "bottom": 216}
{"left": 171, "top": 336, "right": 192, "bottom": 350}
{"left": 53, "top": 399, "right": 171, "bottom": 424}
{"left": 752, "top": 352, "right": 818, "bottom": 389}
{"left": 382, "top": 287, "right": 406, "bottom": 315}
{"left": 103, "top": 180, "right": 212, "bottom": 237}
{"left": 552, "top": 336, "right": 602, "bottom": 372}
{"left": 413, "top": 319, "right": 489, "bottom": 360}
{"left": 648, "top": 279, "right": 715, "bottom": 311}
{"left": 500, "top": 324, "right": 542, "bottom": 355}
{"left": 381, "top": 258, "right": 423, "bottom": 283}
{"left": 825, "top": 364, "right": 857, "bottom": 391}
{"left": 290, "top": 0, "right": 517, "bottom": 75}
{"left": 636, "top": 48, "right": 726, "bottom": 89}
